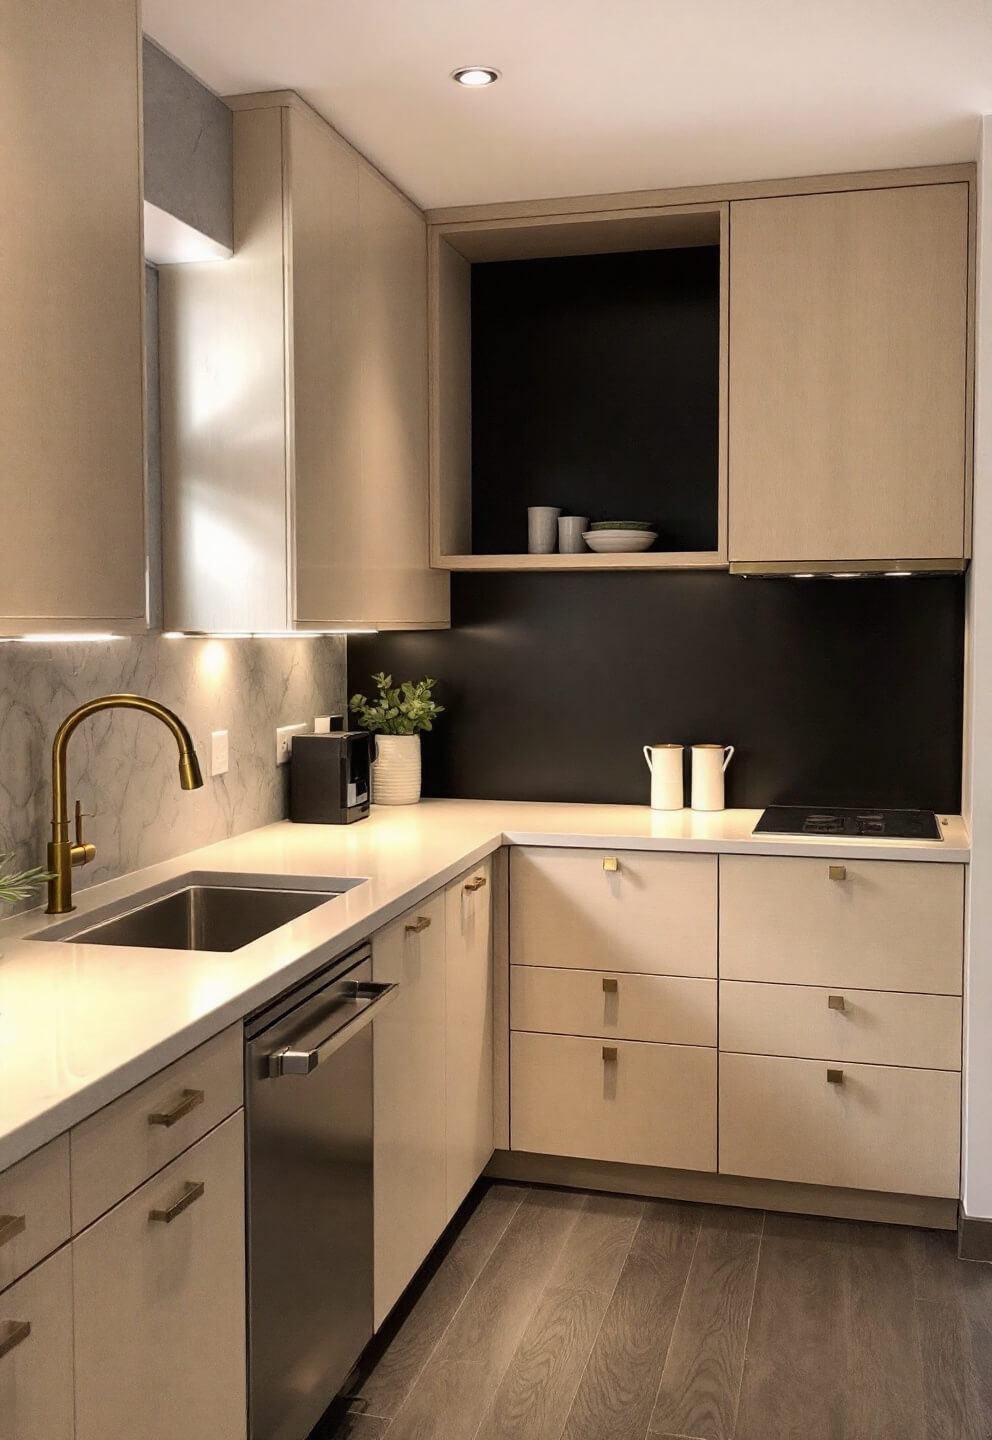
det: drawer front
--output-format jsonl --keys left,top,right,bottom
{"left": 71, "top": 1023, "right": 243, "bottom": 1233}
{"left": 73, "top": 1111, "right": 246, "bottom": 1440}
{"left": 719, "top": 1052, "right": 960, "bottom": 1197}
{"left": 511, "top": 847, "right": 717, "bottom": 978}
{"left": 0, "top": 1135, "right": 70, "bottom": 1294}
{"left": 0, "top": 1246, "right": 74, "bottom": 1440}
{"left": 511, "top": 965, "right": 717, "bottom": 1047}
{"left": 720, "top": 855, "right": 964, "bottom": 993}
{"left": 511, "top": 1031, "right": 716, "bottom": 1172}
{"left": 720, "top": 982, "right": 961, "bottom": 1070}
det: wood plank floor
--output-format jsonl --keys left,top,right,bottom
{"left": 311, "top": 1183, "right": 992, "bottom": 1440}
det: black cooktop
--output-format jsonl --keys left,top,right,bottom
{"left": 754, "top": 806, "right": 943, "bottom": 840}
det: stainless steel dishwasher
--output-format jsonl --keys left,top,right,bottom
{"left": 245, "top": 943, "right": 396, "bottom": 1440}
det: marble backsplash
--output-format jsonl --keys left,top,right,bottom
{"left": 0, "top": 634, "right": 346, "bottom": 911}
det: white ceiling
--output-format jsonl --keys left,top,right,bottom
{"left": 143, "top": 0, "right": 992, "bottom": 211}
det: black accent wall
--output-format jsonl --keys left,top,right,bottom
{"left": 349, "top": 572, "right": 965, "bottom": 812}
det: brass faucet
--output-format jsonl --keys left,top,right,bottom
{"left": 46, "top": 695, "right": 204, "bottom": 914}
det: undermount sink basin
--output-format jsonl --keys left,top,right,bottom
{"left": 32, "top": 872, "right": 366, "bottom": 953}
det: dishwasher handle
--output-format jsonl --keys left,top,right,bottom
{"left": 267, "top": 981, "right": 398, "bottom": 1077}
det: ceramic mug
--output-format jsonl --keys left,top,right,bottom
{"left": 643, "top": 743, "right": 684, "bottom": 810}
{"left": 691, "top": 744, "right": 735, "bottom": 812}
{"left": 528, "top": 506, "right": 561, "bottom": 554}
{"left": 558, "top": 515, "right": 589, "bottom": 554}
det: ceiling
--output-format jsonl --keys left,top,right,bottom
{"left": 143, "top": 0, "right": 992, "bottom": 211}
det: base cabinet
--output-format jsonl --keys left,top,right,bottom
{"left": 72, "top": 1113, "right": 246, "bottom": 1440}
{"left": 444, "top": 860, "right": 494, "bottom": 1221}
{"left": 0, "top": 1247, "right": 74, "bottom": 1440}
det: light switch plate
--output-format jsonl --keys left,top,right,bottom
{"left": 276, "top": 722, "right": 308, "bottom": 766}
{"left": 210, "top": 730, "right": 229, "bottom": 777}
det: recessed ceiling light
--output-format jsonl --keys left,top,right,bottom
{"left": 452, "top": 66, "right": 500, "bottom": 87}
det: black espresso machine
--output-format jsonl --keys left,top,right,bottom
{"left": 290, "top": 726, "right": 373, "bottom": 824}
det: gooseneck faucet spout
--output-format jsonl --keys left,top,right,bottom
{"left": 46, "top": 694, "right": 204, "bottom": 915}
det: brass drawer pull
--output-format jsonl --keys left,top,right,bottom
{"left": 0, "top": 1319, "right": 31, "bottom": 1362}
{"left": 464, "top": 876, "right": 488, "bottom": 893}
{"left": 602, "top": 977, "right": 618, "bottom": 993}
{"left": 829, "top": 865, "right": 847, "bottom": 882}
{"left": 602, "top": 1046, "right": 618, "bottom": 1063}
{"left": 827, "top": 1068, "right": 844, "bottom": 1084}
{"left": 149, "top": 1180, "right": 205, "bottom": 1224}
{"left": 405, "top": 916, "right": 431, "bottom": 934}
{"left": 602, "top": 856, "right": 620, "bottom": 873}
{"left": 148, "top": 1088, "right": 205, "bottom": 1128}
{"left": 827, "top": 994, "right": 846, "bottom": 1012}
{"left": 0, "top": 1214, "right": 26, "bottom": 1249}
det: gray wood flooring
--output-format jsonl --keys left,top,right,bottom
{"left": 312, "top": 1183, "right": 992, "bottom": 1440}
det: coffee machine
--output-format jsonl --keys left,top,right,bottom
{"left": 289, "top": 725, "right": 373, "bottom": 824}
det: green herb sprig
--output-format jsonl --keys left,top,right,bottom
{"left": 349, "top": 673, "right": 444, "bottom": 736}
{"left": 0, "top": 855, "right": 54, "bottom": 906}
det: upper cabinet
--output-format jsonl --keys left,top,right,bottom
{"left": 0, "top": 0, "right": 147, "bottom": 634}
{"left": 727, "top": 182, "right": 971, "bottom": 572}
{"left": 159, "top": 93, "right": 449, "bottom": 633}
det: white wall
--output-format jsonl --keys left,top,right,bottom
{"left": 964, "top": 115, "right": 992, "bottom": 1220}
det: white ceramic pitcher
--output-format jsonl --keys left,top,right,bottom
{"left": 642, "top": 744, "right": 684, "bottom": 810}
{"left": 691, "top": 744, "right": 735, "bottom": 812}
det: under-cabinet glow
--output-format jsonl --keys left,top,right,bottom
{"left": 6, "top": 633, "right": 123, "bottom": 643}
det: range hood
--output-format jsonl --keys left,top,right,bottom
{"left": 729, "top": 558, "right": 968, "bottom": 578}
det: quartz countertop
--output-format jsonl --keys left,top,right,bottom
{"left": 0, "top": 799, "right": 968, "bottom": 1172}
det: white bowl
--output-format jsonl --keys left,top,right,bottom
{"left": 582, "top": 530, "right": 658, "bottom": 553}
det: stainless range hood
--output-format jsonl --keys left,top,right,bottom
{"left": 729, "top": 558, "right": 968, "bottom": 578}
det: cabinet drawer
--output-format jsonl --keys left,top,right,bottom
{"left": 511, "top": 966, "right": 717, "bottom": 1047}
{"left": 719, "top": 1053, "right": 960, "bottom": 1197}
{"left": 720, "top": 856, "right": 964, "bottom": 993}
{"left": 511, "top": 847, "right": 717, "bottom": 978}
{"left": 71, "top": 1023, "right": 243, "bottom": 1232}
{"left": 73, "top": 1111, "right": 246, "bottom": 1440}
{"left": 720, "top": 982, "right": 961, "bottom": 1070}
{"left": 511, "top": 1032, "right": 716, "bottom": 1172}
{"left": 0, "top": 1135, "right": 70, "bottom": 1294}
{"left": 0, "top": 1245, "right": 74, "bottom": 1440}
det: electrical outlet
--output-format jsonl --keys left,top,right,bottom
{"left": 210, "top": 729, "right": 229, "bottom": 777}
{"left": 276, "top": 722, "right": 308, "bottom": 766}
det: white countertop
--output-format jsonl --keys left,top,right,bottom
{"left": 0, "top": 799, "right": 968, "bottom": 1172}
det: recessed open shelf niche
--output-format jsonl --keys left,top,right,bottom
{"left": 429, "top": 202, "right": 728, "bottom": 571}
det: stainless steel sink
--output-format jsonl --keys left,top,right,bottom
{"left": 32, "top": 872, "right": 365, "bottom": 952}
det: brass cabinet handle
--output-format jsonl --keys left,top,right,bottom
{"left": 148, "top": 1088, "right": 205, "bottom": 1128}
{"left": 405, "top": 916, "right": 431, "bottom": 934}
{"left": 602, "top": 1046, "right": 618, "bottom": 1063}
{"left": 827, "top": 994, "right": 846, "bottom": 1012}
{"left": 0, "top": 1319, "right": 31, "bottom": 1362}
{"left": 464, "top": 876, "right": 488, "bottom": 893}
{"left": 602, "top": 856, "right": 620, "bottom": 873}
{"left": 602, "top": 977, "right": 618, "bottom": 993}
{"left": 149, "top": 1180, "right": 205, "bottom": 1224}
{"left": 827, "top": 1068, "right": 844, "bottom": 1084}
{"left": 0, "top": 1215, "right": 26, "bottom": 1249}
{"left": 829, "top": 865, "right": 847, "bottom": 882}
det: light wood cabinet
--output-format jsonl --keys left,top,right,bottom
{"left": 0, "top": 1136, "right": 70, "bottom": 1294}
{"left": 719, "top": 1052, "right": 960, "bottom": 1197}
{"left": 511, "top": 966, "right": 717, "bottom": 1048}
{"left": 444, "top": 861, "right": 494, "bottom": 1221}
{"left": 511, "top": 1032, "right": 717, "bottom": 1172}
{"left": 372, "top": 893, "right": 448, "bottom": 1328}
{"left": 719, "top": 855, "right": 965, "bottom": 993}
{"left": 728, "top": 182, "right": 971, "bottom": 568}
{"left": 1, "top": 0, "right": 147, "bottom": 633}
{"left": 0, "top": 1247, "right": 74, "bottom": 1440}
{"left": 161, "top": 92, "right": 448, "bottom": 632}
{"left": 72, "top": 1112, "right": 246, "bottom": 1440}
{"left": 510, "top": 847, "right": 718, "bottom": 977}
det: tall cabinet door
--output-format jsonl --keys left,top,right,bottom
{"left": 728, "top": 183, "right": 970, "bottom": 565}
{"left": 372, "top": 893, "right": 447, "bottom": 1328}
{"left": 1, "top": 0, "right": 146, "bottom": 632}
{"left": 444, "top": 859, "right": 494, "bottom": 1221}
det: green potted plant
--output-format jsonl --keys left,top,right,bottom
{"left": 349, "top": 673, "right": 444, "bottom": 805}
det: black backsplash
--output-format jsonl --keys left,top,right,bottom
{"left": 349, "top": 572, "right": 965, "bottom": 812}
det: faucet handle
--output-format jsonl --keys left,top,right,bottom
{"left": 72, "top": 800, "right": 96, "bottom": 866}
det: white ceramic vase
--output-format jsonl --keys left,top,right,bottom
{"left": 372, "top": 734, "right": 422, "bottom": 805}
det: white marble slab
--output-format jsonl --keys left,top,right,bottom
{"left": 0, "top": 799, "right": 968, "bottom": 1172}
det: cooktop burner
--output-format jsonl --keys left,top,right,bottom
{"left": 754, "top": 806, "right": 943, "bottom": 840}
